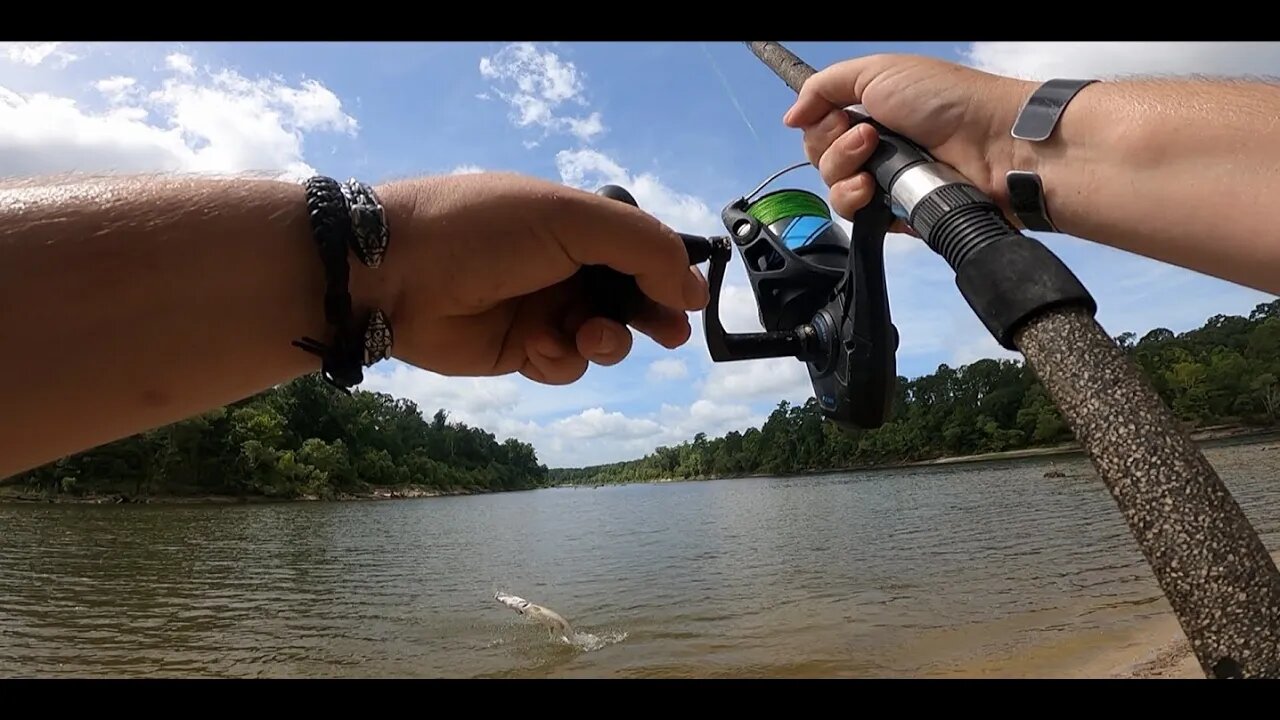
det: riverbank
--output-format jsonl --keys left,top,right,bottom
{"left": 901, "top": 423, "right": 1279, "bottom": 470}
{"left": 0, "top": 483, "right": 490, "bottom": 505}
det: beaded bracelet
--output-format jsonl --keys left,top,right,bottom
{"left": 291, "top": 175, "right": 394, "bottom": 392}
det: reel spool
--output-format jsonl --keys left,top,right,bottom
{"left": 730, "top": 186, "right": 851, "bottom": 332}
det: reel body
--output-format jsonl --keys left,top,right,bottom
{"left": 582, "top": 165, "right": 900, "bottom": 432}
{"left": 712, "top": 183, "right": 899, "bottom": 430}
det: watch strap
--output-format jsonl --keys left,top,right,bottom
{"left": 1011, "top": 78, "right": 1099, "bottom": 142}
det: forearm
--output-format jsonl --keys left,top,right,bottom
{"left": 0, "top": 175, "right": 391, "bottom": 479}
{"left": 997, "top": 77, "right": 1280, "bottom": 294}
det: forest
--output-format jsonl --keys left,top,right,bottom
{"left": 549, "top": 300, "right": 1280, "bottom": 485}
{"left": 6, "top": 300, "right": 1280, "bottom": 499}
{"left": 4, "top": 374, "right": 550, "bottom": 500}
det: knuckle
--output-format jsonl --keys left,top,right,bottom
{"left": 817, "top": 152, "right": 838, "bottom": 186}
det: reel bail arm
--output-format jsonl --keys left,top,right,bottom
{"left": 701, "top": 234, "right": 819, "bottom": 362}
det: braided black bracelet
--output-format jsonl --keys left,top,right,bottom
{"left": 292, "top": 175, "right": 394, "bottom": 393}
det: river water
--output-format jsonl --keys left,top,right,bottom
{"left": 2, "top": 441, "right": 1278, "bottom": 678}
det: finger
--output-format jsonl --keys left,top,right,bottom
{"left": 549, "top": 192, "right": 705, "bottom": 313}
{"left": 502, "top": 283, "right": 591, "bottom": 385}
{"left": 889, "top": 219, "right": 919, "bottom": 238}
{"left": 681, "top": 263, "right": 708, "bottom": 312}
{"left": 817, "top": 123, "right": 878, "bottom": 188}
{"left": 565, "top": 267, "right": 699, "bottom": 353}
{"left": 509, "top": 285, "right": 588, "bottom": 384}
{"left": 574, "top": 316, "right": 634, "bottom": 367}
{"left": 784, "top": 55, "right": 891, "bottom": 128}
{"left": 628, "top": 298, "right": 693, "bottom": 350}
{"left": 522, "top": 329, "right": 589, "bottom": 385}
{"left": 553, "top": 291, "right": 636, "bottom": 367}
{"left": 829, "top": 172, "right": 878, "bottom": 220}
{"left": 802, "top": 108, "right": 852, "bottom": 168}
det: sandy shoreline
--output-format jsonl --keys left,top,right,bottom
{"left": 1080, "top": 548, "right": 1280, "bottom": 679}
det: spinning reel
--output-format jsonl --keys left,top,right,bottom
{"left": 579, "top": 161, "right": 899, "bottom": 431}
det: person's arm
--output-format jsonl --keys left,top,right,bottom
{"left": 0, "top": 175, "right": 397, "bottom": 479}
{"left": 994, "top": 77, "right": 1280, "bottom": 295}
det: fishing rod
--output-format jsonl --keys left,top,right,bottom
{"left": 577, "top": 42, "right": 1280, "bottom": 678}
{"left": 737, "top": 40, "right": 1280, "bottom": 680}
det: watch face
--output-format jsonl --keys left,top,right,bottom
{"left": 1006, "top": 171, "right": 1056, "bottom": 233}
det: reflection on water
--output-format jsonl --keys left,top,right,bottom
{"left": 1, "top": 442, "right": 1277, "bottom": 678}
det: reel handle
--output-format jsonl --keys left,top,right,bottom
{"left": 577, "top": 185, "right": 714, "bottom": 326}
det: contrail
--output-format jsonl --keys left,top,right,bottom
{"left": 700, "top": 42, "right": 763, "bottom": 150}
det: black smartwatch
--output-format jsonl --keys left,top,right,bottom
{"left": 1006, "top": 78, "right": 1098, "bottom": 233}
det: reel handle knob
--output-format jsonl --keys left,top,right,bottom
{"left": 577, "top": 185, "right": 645, "bottom": 325}
{"left": 596, "top": 184, "right": 639, "bottom": 206}
{"left": 578, "top": 184, "right": 714, "bottom": 327}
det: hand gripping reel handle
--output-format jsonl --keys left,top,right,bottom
{"left": 577, "top": 185, "right": 714, "bottom": 325}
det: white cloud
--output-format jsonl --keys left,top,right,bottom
{"left": 450, "top": 164, "right": 485, "bottom": 175}
{"left": 536, "top": 397, "right": 760, "bottom": 467}
{"left": 698, "top": 356, "right": 813, "bottom": 406}
{"left": 362, "top": 360, "right": 764, "bottom": 467}
{"left": 555, "top": 148, "right": 721, "bottom": 236}
{"left": 94, "top": 75, "right": 137, "bottom": 103}
{"left": 551, "top": 407, "right": 663, "bottom": 441}
{"left": 479, "top": 42, "right": 605, "bottom": 143}
{"left": 646, "top": 358, "right": 688, "bottom": 382}
{"left": 361, "top": 362, "right": 524, "bottom": 431}
{"left": 165, "top": 52, "right": 196, "bottom": 75}
{"left": 0, "top": 59, "right": 358, "bottom": 181}
{"left": 962, "top": 42, "right": 1280, "bottom": 81}
{"left": 2, "top": 42, "right": 78, "bottom": 69}
{"left": 664, "top": 399, "right": 757, "bottom": 436}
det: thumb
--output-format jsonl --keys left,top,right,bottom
{"left": 783, "top": 55, "right": 891, "bottom": 128}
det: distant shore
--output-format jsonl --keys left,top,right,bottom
{"left": 602, "top": 423, "right": 1280, "bottom": 488}
{"left": 5, "top": 423, "right": 1277, "bottom": 505}
{"left": 901, "top": 423, "right": 1278, "bottom": 469}
{"left": 0, "top": 483, "right": 485, "bottom": 506}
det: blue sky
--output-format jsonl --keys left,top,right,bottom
{"left": 3, "top": 41, "right": 1279, "bottom": 467}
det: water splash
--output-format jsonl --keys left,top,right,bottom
{"left": 563, "top": 629, "right": 628, "bottom": 653}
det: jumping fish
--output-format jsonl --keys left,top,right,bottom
{"left": 494, "top": 591, "right": 575, "bottom": 641}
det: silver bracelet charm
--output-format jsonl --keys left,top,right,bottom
{"left": 340, "top": 178, "right": 390, "bottom": 269}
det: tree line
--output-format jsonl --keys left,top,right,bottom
{"left": 549, "top": 301, "right": 1280, "bottom": 485}
{"left": 5, "top": 374, "right": 550, "bottom": 500}
{"left": 7, "top": 301, "right": 1278, "bottom": 499}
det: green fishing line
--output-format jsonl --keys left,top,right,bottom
{"left": 745, "top": 190, "right": 830, "bottom": 227}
